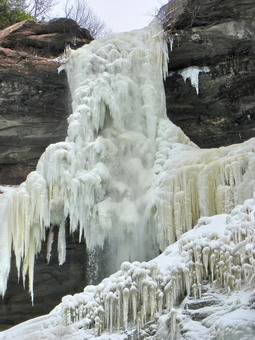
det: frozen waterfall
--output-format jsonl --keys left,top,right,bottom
{"left": 1, "top": 20, "right": 255, "bottom": 305}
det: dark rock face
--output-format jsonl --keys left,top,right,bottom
{"left": 0, "top": 47, "right": 70, "bottom": 184}
{"left": 0, "top": 18, "right": 93, "bottom": 57}
{"left": 0, "top": 19, "right": 92, "bottom": 185}
{"left": 162, "top": 0, "right": 255, "bottom": 148}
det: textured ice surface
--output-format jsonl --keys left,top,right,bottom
{"left": 0, "top": 22, "right": 169, "bottom": 298}
{"left": 1, "top": 198, "right": 254, "bottom": 339}
{"left": 0, "top": 17, "right": 255, "bottom": 318}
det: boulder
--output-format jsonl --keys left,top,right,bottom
{"left": 0, "top": 18, "right": 93, "bottom": 57}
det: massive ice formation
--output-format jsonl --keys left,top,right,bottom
{"left": 1, "top": 198, "right": 254, "bottom": 339}
{"left": 54, "top": 198, "right": 255, "bottom": 337}
{"left": 154, "top": 133, "right": 255, "bottom": 251}
{"left": 0, "top": 23, "right": 169, "bottom": 300}
{"left": 0, "top": 19, "right": 255, "bottom": 309}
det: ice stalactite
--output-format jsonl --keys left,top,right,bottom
{"left": 56, "top": 197, "right": 255, "bottom": 338}
{"left": 179, "top": 66, "right": 210, "bottom": 94}
{"left": 153, "top": 124, "right": 255, "bottom": 251}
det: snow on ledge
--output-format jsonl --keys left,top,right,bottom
{"left": 0, "top": 185, "right": 17, "bottom": 194}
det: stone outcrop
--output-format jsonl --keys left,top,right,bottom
{"left": 0, "top": 47, "right": 69, "bottom": 185}
{"left": 0, "top": 19, "right": 92, "bottom": 185}
{"left": 162, "top": 0, "right": 255, "bottom": 148}
{"left": 0, "top": 18, "right": 93, "bottom": 57}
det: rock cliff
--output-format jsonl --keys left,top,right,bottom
{"left": 162, "top": 0, "right": 255, "bottom": 148}
{"left": 1, "top": 0, "right": 255, "bottom": 330}
{"left": 0, "top": 19, "right": 92, "bottom": 185}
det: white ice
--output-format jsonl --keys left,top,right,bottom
{"left": 179, "top": 66, "right": 210, "bottom": 94}
{"left": 0, "top": 22, "right": 169, "bottom": 298}
{"left": 1, "top": 196, "right": 254, "bottom": 339}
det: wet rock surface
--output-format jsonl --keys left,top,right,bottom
{"left": 0, "top": 48, "right": 70, "bottom": 184}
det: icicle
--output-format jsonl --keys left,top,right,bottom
{"left": 117, "top": 282, "right": 123, "bottom": 330}
{"left": 179, "top": 66, "right": 210, "bottom": 94}
{"left": 130, "top": 284, "right": 138, "bottom": 324}
{"left": 46, "top": 228, "right": 54, "bottom": 264}
{"left": 210, "top": 253, "right": 216, "bottom": 282}
{"left": 164, "top": 281, "right": 172, "bottom": 312}
{"left": 170, "top": 308, "right": 177, "bottom": 340}
{"left": 192, "top": 283, "right": 198, "bottom": 299}
{"left": 149, "top": 281, "right": 157, "bottom": 319}
{"left": 183, "top": 266, "right": 191, "bottom": 296}
{"left": 105, "top": 292, "right": 115, "bottom": 332}
{"left": 157, "top": 291, "right": 164, "bottom": 315}
{"left": 123, "top": 288, "right": 130, "bottom": 330}
{"left": 202, "top": 246, "right": 210, "bottom": 277}
{"left": 58, "top": 220, "right": 66, "bottom": 265}
{"left": 95, "top": 316, "right": 101, "bottom": 336}
{"left": 195, "top": 261, "right": 203, "bottom": 285}
{"left": 141, "top": 281, "right": 149, "bottom": 326}
{"left": 0, "top": 194, "right": 12, "bottom": 297}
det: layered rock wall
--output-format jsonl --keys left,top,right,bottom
{"left": 0, "top": 19, "right": 92, "bottom": 185}
{"left": 162, "top": 0, "right": 255, "bottom": 147}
